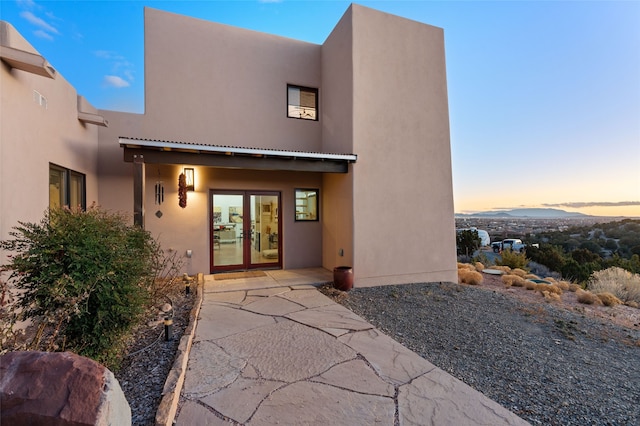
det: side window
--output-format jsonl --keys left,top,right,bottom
{"left": 295, "top": 189, "right": 319, "bottom": 221}
{"left": 49, "top": 164, "right": 86, "bottom": 210}
{"left": 287, "top": 85, "right": 318, "bottom": 121}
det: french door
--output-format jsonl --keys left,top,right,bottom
{"left": 210, "top": 190, "right": 281, "bottom": 272}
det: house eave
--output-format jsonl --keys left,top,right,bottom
{"left": 0, "top": 45, "right": 56, "bottom": 79}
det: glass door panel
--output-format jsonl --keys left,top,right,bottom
{"left": 212, "top": 194, "right": 244, "bottom": 268}
{"left": 250, "top": 194, "right": 279, "bottom": 266}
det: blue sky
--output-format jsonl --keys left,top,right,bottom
{"left": 2, "top": 0, "right": 639, "bottom": 217}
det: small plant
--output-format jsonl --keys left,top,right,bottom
{"left": 496, "top": 249, "right": 529, "bottom": 270}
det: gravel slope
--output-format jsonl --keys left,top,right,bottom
{"left": 326, "top": 282, "right": 640, "bottom": 426}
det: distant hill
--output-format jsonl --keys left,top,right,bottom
{"left": 456, "top": 208, "right": 589, "bottom": 219}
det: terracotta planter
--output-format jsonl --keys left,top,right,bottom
{"left": 333, "top": 266, "right": 354, "bottom": 291}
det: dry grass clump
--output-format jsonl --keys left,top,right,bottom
{"left": 493, "top": 265, "right": 512, "bottom": 274}
{"left": 459, "top": 269, "right": 483, "bottom": 285}
{"left": 554, "top": 280, "right": 570, "bottom": 291}
{"left": 568, "top": 283, "right": 581, "bottom": 292}
{"left": 538, "top": 284, "right": 563, "bottom": 296}
{"left": 626, "top": 300, "right": 639, "bottom": 308}
{"left": 595, "top": 292, "right": 623, "bottom": 307}
{"left": 524, "top": 280, "right": 537, "bottom": 290}
{"left": 502, "top": 274, "right": 525, "bottom": 287}
{"left": 474, "top": 262, "right": 485, "bottom": 272}
{"left": 542, "top": 290, "right": 561, "bottom": 302}
{"left": 524, "top": 273, "right": 541, "bottom": 280}
{"left": 457, "top": 262, "right": 475, "bottom": 271}
{"left": 588, "top": 267, "right": 640, "bottom": 305}
{"left": 576, "top": 289, "right": 602, "bottom": 305}
{"left": 510, "top": 268, "right": 528, "bottom": 278}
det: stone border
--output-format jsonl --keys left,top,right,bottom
{"left": 154, "top": 275, "right": 204, "bottom": 426}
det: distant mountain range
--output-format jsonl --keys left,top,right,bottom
{"left": 455, "top": 208, "right": 589, "bottom": 219}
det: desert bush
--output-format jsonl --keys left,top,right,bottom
{"left": 576, "top": 290, "right": 601, "bottom": 305}
{"left": 493, "top": 265, "right": 512, "bottom": 274}
{"left": 474, "top": 262, "right": 485, "bottom": 272}
{"left": 587, "top": 267, "right": 640, "bottom": 304}
{"left": 596, "top": 292, "right": 622, "bottom": 307}
{"left": 542, "top": 284, "right": 563, "bottom": 296}
{"left": 554, "top": 280, "right": 570, "bottom": 291}
{"left": 459, "top": 269, "right": 483, "bottom": 285}
{"left": 457, "top": 229, "right": 481, "bottom": 257}
{"left": 568, "top": 283, "right": 581, "bottom": 292}
{"left": 524, "top": 273, "right": 541, "bottom": 280}
{"left": 0, "top": 207, "right": 160, "bottom": 366}
{"left": 473, "top": 251, "right": 493, "bottom": 268}
{"left": 502, "top": 274, "right": 525, "bottom": 287}
{"left": 496, "top": 249, "right": 528, "bottom": 270}
{"left": 457, "top": 262, "right": 475, "bottom": 272}
{"left": 511, "top": 268, "right": 527, "bottom": 278}
{"left": 542, "top": 290, "right": 561, "bottom": 302}
{"left": 525, "top": 281, "right": 536, "bottom": 291}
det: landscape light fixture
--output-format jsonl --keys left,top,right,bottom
{"left": 184, "top": 168, "right": 194, "bottom": 191}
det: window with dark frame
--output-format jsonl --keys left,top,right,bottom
{"left": 49, "top": 163, "right": 86, "bottom": 210}
{"left": 295, "top": 189, "right": 319, "bottom": 221}
{"left": 287, "top": 85, "right": 318, "bottom": 120}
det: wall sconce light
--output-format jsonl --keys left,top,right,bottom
{"left": 184, "top": 168, "right": 194, "bottom": 191}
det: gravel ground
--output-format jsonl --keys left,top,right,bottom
{"left": 323, "top": 282, "right": 640, "bottom": 426}
{"left": 115, "top": 289, "right": 195, "bottom": 426}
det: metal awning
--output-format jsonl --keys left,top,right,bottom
{"left": 119, "top": 137, "right": 357, "bottom": 173}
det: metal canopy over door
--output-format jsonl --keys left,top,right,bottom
{"left": 210, "top": 190, "right": 281, "bottom": 272}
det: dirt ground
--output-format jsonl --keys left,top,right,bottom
{"left": 471, "top": 272, "right": 640, "bottom": 331}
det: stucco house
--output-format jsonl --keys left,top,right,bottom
{"left": 1, "top": 4, "right": 457, "bottom": 287}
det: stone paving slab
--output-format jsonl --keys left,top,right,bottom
{"left": 194, "top": 305, "right": 275, "bottom": 341}
{"left": 216, "top": 320, "right": 356, "bottom": 383}
{"left": 398, "top": 368, "right": 530, "bottom": 426}
{"left": 339, "top": 328, "right": 436, "bottom": 386}
{"left": 313, "top": 359, "right": 395, "bottom": 397}
{"left": 250, "top": 381, "right": 395, "bottom": 425}
{"left": 286, "top": 303, "right": 374, "bottom": 333}
{"left": 176, "top": 271, "right": 530, "bottom": 425}
{"left": 200, "top": 377, "right": 283, "bottom": 424}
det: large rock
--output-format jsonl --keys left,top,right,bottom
{"left": 0, "top": 351, "right": 131, "bottom": 426}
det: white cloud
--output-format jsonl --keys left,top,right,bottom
{"left": 17, "top": 0, "right": 37, "bottom": 10}
{"left": 20, "top": 11, "right": 59, "bottom": 35}
{"left": 104, "top": 75, "right": 130, "bottom": 88}
{"left": 33, "top": 29, "right": 54, "bottom": 40}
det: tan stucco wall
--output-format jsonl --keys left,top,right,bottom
{"left": 1, "top": 22, "right": 99, "bottom": 265}
{"left": 143, "top": 8, "right": 322, "bottom": 151}
{"left": 349, "top": 5, "right": 457, "bottom": 286}
{"left": 321, "top": 7, "right": 355, "bottom": 269}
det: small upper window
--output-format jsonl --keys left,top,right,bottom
{"left": 287, "top": 85, "right": 318, "bottom": 120}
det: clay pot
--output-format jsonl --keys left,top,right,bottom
{"left": 333, "top": 266, "right": 354, "bottom": 291}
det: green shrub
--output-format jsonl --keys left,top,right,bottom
{"left": 456, "top": 229, "right": 481, "bottom": 257}
{"left": 496, "top": 249, "right": 528, "bottom": 270}
{"left": 1, "top": 206, "right": 159, "bottom": 366}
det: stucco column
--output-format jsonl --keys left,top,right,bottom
{"left": 133, "top": 155, "right": 145, "bottom": 228}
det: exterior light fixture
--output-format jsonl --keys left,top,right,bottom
{"left": 184, "top": 168, "right": 194, "bottom": 191}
